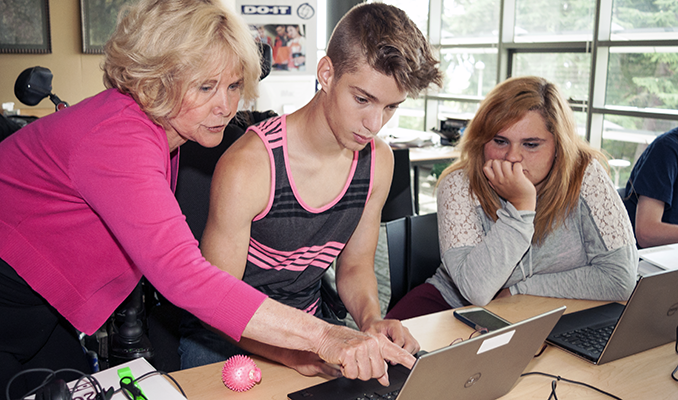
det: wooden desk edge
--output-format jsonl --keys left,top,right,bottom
{"left": 170, "top": 295, "right": 678, "bottom": 399}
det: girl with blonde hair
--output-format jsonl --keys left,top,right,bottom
{"left": 387, "top": 76, "right": 638, "bottom": 320}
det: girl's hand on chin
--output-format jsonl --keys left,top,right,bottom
{"left": 483, "top": 160, "right": 536, "bottom": 211}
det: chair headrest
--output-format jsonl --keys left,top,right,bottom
{"left": 14, "top": 66, "right": 53, "bottom": 106}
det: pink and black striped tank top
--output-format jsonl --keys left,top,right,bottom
{"left": 243, "top": 115, "right": 374, "bottom": 316}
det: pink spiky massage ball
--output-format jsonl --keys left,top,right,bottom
{"left": 221, "top": 355, "right": 262, "bottom": 392}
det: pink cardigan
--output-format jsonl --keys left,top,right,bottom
{"left": 0, "top": 89, "right": 266, "bottom": 338}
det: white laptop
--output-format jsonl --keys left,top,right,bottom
{"left": 638, "top": 243, "right": 678, "bottom": 275}
{"left": 288, "top": 306, "right": 565, "bottom": 400}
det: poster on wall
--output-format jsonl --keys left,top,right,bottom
{"left": 237, "top": 1, "right": 317, "bottom": 75}
{"left": 0, "top": 0, "right": 51, "bottom": 54}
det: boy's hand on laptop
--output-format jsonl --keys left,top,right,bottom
{"left": 363, "top": 318, "right": 421, "bottom": 356}
{"left": 316, "top": 324, "right": 416, "bottom": 386}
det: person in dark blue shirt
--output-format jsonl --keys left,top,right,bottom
{"left": 624, "top": 127, "right": 678, "bottom": 248}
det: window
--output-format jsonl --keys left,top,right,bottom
{"left": 416, "top": 0, "right": 678, "bottom": 187}
{"left": 605, "top": 48, "right": 678, "bottom": 110}
{"left": 512, "top": 52, "right": 591, "bottom": 101}
{"left": 441, "top": 48, "right": 498, "bottom": 97}
{"left": 611, "top": 0, "right": 678, "bottom": 41}
{"left": 356, "top": 0, "right": 678, "bottom": 182}
{"left": 514, "top": 0, "right": 595, "bottom": 42}
{"left": 441, "top": 0, "right": 500, "bottom": 44}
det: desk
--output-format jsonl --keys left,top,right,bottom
{"left": 18, "top": 107, "right": 53, "bottom": 118}
{"left": 170, "top": 295, "right": 678, "bottom": 399}
{"left": 408, "top": 146, "right": 460, "bottom": 166}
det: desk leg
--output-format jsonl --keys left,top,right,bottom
{"left": 413, "top": 165, "right": 419, "bottom": 215}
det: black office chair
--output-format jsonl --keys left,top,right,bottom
{"left": 174, "top": 124, "right": 249, "bottom": 240}
{"left": 617, "top": 186, "right": 636, "bottom": 224}
{"left": 384, "top": 212, "right": 441, "bottom": 311}
{"left": 616, "top": 185, "right": 644, "bottom": 251}
{"left": 381, "top": 148, "right": 415, "bottom": 222}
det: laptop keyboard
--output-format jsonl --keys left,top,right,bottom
{"left": 354, "top": 389, "right": 401, "bottom": 400}
{"left": 553, "top": 323, "right": 615, "bottom": 357}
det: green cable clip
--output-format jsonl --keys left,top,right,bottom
{"left": 117, "top": 366, "right": 148, "bottom": 400}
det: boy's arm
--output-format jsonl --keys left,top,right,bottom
{"left": 635, "top": 195, "right": 678, "bottom": 248}
{"left": 335, "top": 139, "right": 420, "bottom": 355}
{"left": 200, "top": 131, "right": 271, "bottom": 278}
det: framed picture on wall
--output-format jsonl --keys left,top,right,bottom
{"left": 0, "top": 0, "right": 51, "bottom": 54}
{"left": 238, "top": 0, "right": 317, "bottom": 76}
{"left": 80, "top": 0, "right": 133, "bottom": 54}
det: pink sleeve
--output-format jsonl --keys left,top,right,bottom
{"left": 70, "top": 117, "right": 266, "bottom": 340}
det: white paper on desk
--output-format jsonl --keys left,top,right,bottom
{"left": 31, "top": 358, "right": 186, "bottom": 400}
{"left": 638, "top": 243, "right": 678, "bottom": 271}
{"left": 380, "top": 127, "right": 435, "bottom": 148}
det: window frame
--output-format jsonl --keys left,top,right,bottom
{"left": 421, "top": 0, "right": 678, "bottom": 149}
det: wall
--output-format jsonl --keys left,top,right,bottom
{"left": 0, "top": 1, "right": 106, "bottom": 114}
{"left": 0, "top": 0, "right": 326, "bottom": 115}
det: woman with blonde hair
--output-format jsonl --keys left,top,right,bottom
{"left": 387, "top": 76, "right": 638, "bottom": 320}
{"left": 0, "top": 0, "right": 413, "bottom": 395}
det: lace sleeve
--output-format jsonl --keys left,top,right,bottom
{"left": 436, "top": 170, "right": 484, "bottom": 253}
{"left": 580, "top": 160, "right": 636, "bottom": 251}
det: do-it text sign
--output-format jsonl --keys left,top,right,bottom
{"left": 241, "top": 5, "right": 292, "bottom": 15}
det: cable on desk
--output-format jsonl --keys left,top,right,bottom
{"left": 5, "top": 367, "right": 113, "bottom": 400}
{"left": 6, "top": 367, "right": 187, "bottom": 400}
{"left": 548, "top": 380, "right": 558, "bottom": 400}
{"left": 449, "top": 327, "right": 489, "bottom": 345}
{"left": 520, "top": 371, "right": 622, "bottom": 400}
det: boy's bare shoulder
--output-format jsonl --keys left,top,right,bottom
{"left": 214, "top": 130, "right": 269, "bottom": 181}
{"left": 372, "top": 135, "right": 393, "bottom": 154}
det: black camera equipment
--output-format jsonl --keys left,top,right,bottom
{"left": 432, "top": 118, "right": 469, "bottom": 146}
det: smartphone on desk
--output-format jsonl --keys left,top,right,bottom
{"left": 453, "top": 306, "right": 511, "bottom": 332}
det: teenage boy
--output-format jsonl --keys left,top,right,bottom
{"left": 179, "top": 2, "right": 443, "bottom": 376}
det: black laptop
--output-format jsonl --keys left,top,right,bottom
{"left": 288, "top": 306, "right": 565, "bottom": 400}
{"left": 547, "top": 268, "right": 678, "bottom": 364}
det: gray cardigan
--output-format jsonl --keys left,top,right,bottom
{"left": 428, "top": 160, "right": 638, "bottom": 308}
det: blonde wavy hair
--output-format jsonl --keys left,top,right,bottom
{"left": 102, "top": 0, "right": 261, "bottom": 127}
{"left": 438, "top": 76, "right": 608, "bottom": 244}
